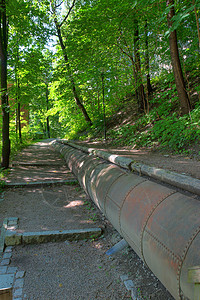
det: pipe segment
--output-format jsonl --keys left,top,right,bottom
{"left": 52, "top": 140, "right": 200, "bottom": 300}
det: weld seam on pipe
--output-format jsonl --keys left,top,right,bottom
{"left": 144, "top": 228, "right": 181, "bottom": 264}
{"left": 103, "top": 173, "right": 125, "bottom": 215}
{"left": 98, "top": 167, "right": 125, "bottom": 212}
{"left": 118, "top": 180, "right": 147, "bottom": 236}
{"left": 121, "top": 229, "right": 141, "bottom": 256}
{"left": 103, "top": 173, "right": 130, "bottom": 233}
{"left": 83, "top": 162, "right": 105, "bottom": 191}
{"left": 85, "top": 162, "right": 109, "bottom": 198}
{"left": 177, "top": 225, "right": 200, "bottom": 298}
{"left": 58, "top": 140, "right": 200, "bottom": 196}
{"left": 105, "top": 193, "right": 125, "bottom": 235}
{"left": 140, "top": 191, "right": 177, "bottom": 265}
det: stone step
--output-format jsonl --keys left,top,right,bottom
{"left": 5, "top": 228, "right": 102, "bottom": 246}
{"left": 4, "top": 179, "right": 78, "bottom": 188}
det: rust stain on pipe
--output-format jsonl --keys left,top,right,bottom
{"left": 52, "top": 141, "right": 200, "bottom": 300}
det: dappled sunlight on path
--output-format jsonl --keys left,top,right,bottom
{"left": 1, "top": 139, "right": 101, "bottom": 233}
{"left": 5, "top": 140, "right": 75, "bottom": 183}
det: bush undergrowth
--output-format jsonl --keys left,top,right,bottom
{"left": 76, "top": 72, "right": 200, "bottom": 154}
{"left": 108, "top": 103, "right": 200, "bottom": 152}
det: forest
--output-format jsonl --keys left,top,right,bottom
{"left": 0, "top": 0, "right": 200, "bottom": 169}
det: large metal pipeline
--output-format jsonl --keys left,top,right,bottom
{"left": 52, "top": 140, "right": 200, "bottom": 300}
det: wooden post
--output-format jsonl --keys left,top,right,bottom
{"left": 188, "top": 266, "right": 200, "bottom": 300}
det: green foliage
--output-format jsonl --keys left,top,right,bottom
{"left": 1, "top": 0, "right": 200, "bottom": 162}
{"left": 151, "top": 115, "right": 199, "bottom": 151}
{"left": 108, "top": 100, "right": 200, "bottom": 152}
{"left": 0, "top": 130, "right": 34, "bottom": 178}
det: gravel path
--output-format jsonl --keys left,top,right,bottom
{"left": 10, "top": 241, "right": 129, "bottom": 300}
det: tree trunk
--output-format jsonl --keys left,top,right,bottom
{"left": 167, "top": 0, "right": 191, "bottom": 115}
{"left": 15, "top": 75, "right": 22, "bottom": 143}
{"left": 17, "top": 102, "right": 22, "bottom": 143}
{"left": 1, "top": 58, "right": 10, "bottom": 168}
{"left": 134, "top": 19, "right": 146, "bottom": 113}
{"left": 46, "top": 85, "right": 50, "bottom": 138}
{"left": 15, "top": 48, "right": 22, "bottom": 143}
{"left": 192, "top": 0, "right": 200, "bottom": 49}
{"left": 144, "top": 20, "right": 153, "bottom": 96}
{"left": 0, "top": 0, "right": 10, "bottom": 169}
{"left": 55, "top": 19, "right": 92, "bottom": 126}
{"left": 46, "top": 116, "right": 50, "bottom": 138}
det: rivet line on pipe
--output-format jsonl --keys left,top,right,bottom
{"left": 140, "top": 190, "right": 177, "bottom": 265}
{"left": 177, "top": 225, "right": 200, "bottom": 299}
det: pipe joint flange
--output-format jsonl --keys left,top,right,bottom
{"left": 119, "top": 179, "right": 147, "bottom": 234}
{"left": 103, "top": 173, "right": 125, "bottom": 215}
{"left": 177, "top": 225, "right": 200, "bottom": 299}
{"left": 140, "top": 191, "right": 177, "bottom": 265}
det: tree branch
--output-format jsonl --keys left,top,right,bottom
{"left": 59, "top": 0, "right": 76, "bottom": 28}
{"left": 55, "top": 0, "right": 64, "bottom": 9}
{"left": 117, "top": 30, "right": 133, "bottom": 61}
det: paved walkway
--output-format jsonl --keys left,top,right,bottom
{"left": 0, "top": 140, "right": 174, "bottom": 300}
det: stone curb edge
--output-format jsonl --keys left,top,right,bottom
{"left": 0, "top": 244, "right": 26, "bottom": 299}
{"left": 56, "top": 139, "right": 200, "bottom": 196}
{"left": 11, "top": 162, "right": 63, "bottom": 167}
{"left": 3, "top": 179, "right": 78, "bottom": 188}
{"left": 0, "top": 219, "right": 8, "bottom": 253}
{"left": 0, "top": 218, "right": 19, "bottom": 254}
{"left": 5, "top": 228, "right": 102, "bottom": 246}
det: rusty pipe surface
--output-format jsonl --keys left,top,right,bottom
{"left": 52, "top": 140, "right": 200, "bottom": 300}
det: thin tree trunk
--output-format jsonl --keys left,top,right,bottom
{"left": 0, "top": 0, "right": 10, "bottom": 169}
{"left": 167, "top": 0, "right": 191, "bottom": 115}
{"left": 134, "top": 19, "right": 146, "bottom": 113}
{"left": 97, "top": 83, "right": 100, "bottom": 114}
{"left": 15, "top": 108, "right": 18, "bottom": 138}
{"left": 1, "top": 59, "right": 10, "bottom": 168}
{"left": 46, "top": 85, "right": 50, "bottom": 138}
{"left": 46, "top": 116, "right": 50, "bottom": 138}
{"left": 193, "top": 0, "right": 200, "bottom": 100}
{"left": 144, "top": 20, "right": 153, "bottom": 96}
{"left": 15, "top": 47, "right": 22, "bottom": 143}
{"left": 54, "top": 18, "right": 92, "bottom": 126}
{"left": 192, "top": 0, "right": 200, "bottom": 49}
{"left": 16, "top": 75, "right": 22, "bottom": 143}
{"left": 17, "top": 102, "right": 22, "bottom": 143}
